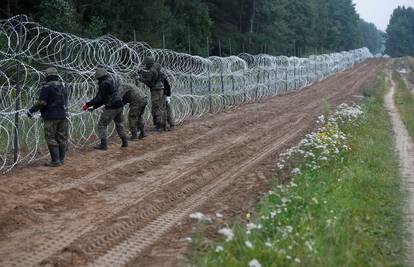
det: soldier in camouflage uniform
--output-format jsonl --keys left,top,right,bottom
{"left": 137, "top": 56, "right": 166, "bottom": 131}
{"left": 120, "top": 83, "right": 148, "bottom": 140}
{"left": 83, "top": 68, "right": 128, "bottom": 150}
{"left": 27, "top": 67, "right": 68, "bottom": 167}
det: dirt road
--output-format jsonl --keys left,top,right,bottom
{"left": 386, "top": 72, "right": 414, "bottom": 266}
{"left": 0, "top": 59, "right": 385, "bottom": 267}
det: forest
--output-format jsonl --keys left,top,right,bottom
{"left": 386, "top": 6, "right": 414, "bottom": 57}
{"left": 1, "top": 0, "right": 384, "bottom": 57}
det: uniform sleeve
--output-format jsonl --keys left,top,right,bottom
{"left": 29, "top": 86, "right": 48, "bottom": 113}
{"left": 86, "top": 84, "right": 105, "bottom": 108}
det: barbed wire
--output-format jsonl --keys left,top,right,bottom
{"left": 0, "top": 15, "right": 372, "bottom": 172}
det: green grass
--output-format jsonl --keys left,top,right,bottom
{"left": 189, "top": 75, "right": 406, "bottom": 267}
{"left": 394, "top": 68, "right": 414, "bottom": 139}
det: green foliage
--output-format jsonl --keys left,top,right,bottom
{"left": 386, "top": 6, "right": 414, "bottom": 57}
{"left": 190, "top": 75, "right": 406, "bottom": 266}
{"left": 1, "top": 0, "right": 383, "bottom": 56}
{"left": 38, "top": 0, "right": 81, "bottom": 34}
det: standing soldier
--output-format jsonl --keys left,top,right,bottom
{"left": 120, "top": 82, "right": 148, "bottom": 140}
{"left": 27, "top": 67, "right": 68, "bottom": 167}
{"left": 137, "top": 56, "right": 166, "bottom": 131}
{"left": 163, "top": 76, "right": 175, "bottom": 130}
{"left": 83, "top": 68, "right": 128, "bottom": 150}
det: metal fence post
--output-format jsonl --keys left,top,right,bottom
{"left": 208, "top": 65, "right": 212, "bottom": 113}
{"left": 190, "top": 73, "right": 194, "bottom": 116}
{"left": 13, "top": 16, "right": 23, "bottom": 164}
{"left": 220, "top": 65, "right": 225, "bottom": 109}
{"left": 285, "top": 65, "right": 288, "bottom": 92}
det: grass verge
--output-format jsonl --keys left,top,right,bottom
{"left": 394, "top": 69, "right": 414, "bottom": 139}
{"left": 189, "top": 75, "right": 406, "bottom": 267}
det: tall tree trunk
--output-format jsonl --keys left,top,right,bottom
{"left": 250, "top": 0, "right": 256, "bottom": 34}
{"left": 6, "top": 0, "right": 11, "bottom": 16}
{"left": 249, "top": 0, "right": 256, "bottom": 46}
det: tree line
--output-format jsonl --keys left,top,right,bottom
{"left": 1, "top": 0, "right": 384, "bottom": 57}
{"left": 386, "top": 6, "right": 414, "bottom": 57}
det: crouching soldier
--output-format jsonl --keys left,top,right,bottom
{"left": 83, "top": 68, "right": 128, "bottom": 150}
{"left": 120, "top": 83, "right": 148, "bottom": 140}
{"left": 27, "top": 67, "right": 68, "bottom": 167}
{"left": 137, "top": 56, "right": 166, "bottom": 132}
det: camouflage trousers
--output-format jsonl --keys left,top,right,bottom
{"left": 43, "top": 119, "right": 69, "bottom": 147}
{"left": 97, "top": 107, "right": 127, "bottom": 140}
{"left": 150, "top": 89, "right": 165, "bottom": 127}
{"left": 128, "top": 99, "right": 147, "bottom": 132}
{"left": 165, "top": 98, "right": 175, "bottom": 127}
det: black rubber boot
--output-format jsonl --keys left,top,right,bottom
{"left": 94, "top": 139, "right": 108, "bottom": 150}
{"left": 59, "top": 144, "right": 67, "bottom": 165}
{"left": 130, "top": 131, "right": 139, "bottom": 141}
{"left": 121, "top": 138, "right": 128, "bottom": 148}
{"left": 45, "top": 146, "right": 62, "bottom": 167}
{"left": 138, "top": 126, "right": 146, "bottom": 139}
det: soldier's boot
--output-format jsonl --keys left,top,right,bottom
{"left": 45, "top": 146, "right": 62, "bottom": 167}
{"left": 94, "top": 139, "right": 108, "bottom": 150}
{"left": 130, "top": 131, "right": 139, "bottom": 141}
{"left": 138, "top": 126, "right": 146, "bottom": 139}
{"left": 59, "top": 144, "right": 67, "bottom": 165}
{"left": 168, "top": 125, "right": 175, "bottom": 131}
{"left": 121, "top": 138, "right": 128, "bottom": 148}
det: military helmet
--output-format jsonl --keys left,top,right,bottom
{"left": 142, "top": 56, "right": 155, "bottom": 66}
{"left": 95, "top": 68, "right": 108, "bottom": 80}
{"left": 44, "top": 67, "right": 58, "bottom": 77}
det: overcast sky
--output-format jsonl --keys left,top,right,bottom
{"left": 354, "top": 0, "right": 414, "bottom": 31}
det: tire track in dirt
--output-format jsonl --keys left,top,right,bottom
{"left": 87, "top": 121, "right": 307, "bottom": 267}
{"left": 39, "top": 114, "right": 305, "bottom": 267}
{"left": 0, "top": 59, "right": 385, "bottom": 267}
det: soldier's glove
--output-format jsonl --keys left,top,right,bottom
{"left": 166, "top": 96, "right": 171, "bottom": 104}
{"left": 26, "top": 109, "right": 33, "bottom": 118}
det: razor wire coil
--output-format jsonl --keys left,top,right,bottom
{"left": 0, "top": 15, "right": 372, "bottom": 172}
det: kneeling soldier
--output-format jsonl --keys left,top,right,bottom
{"left": 83, "top": 68, "right": 128, "bottom": 150}
{"left": 27, "top": 67, "right": 68, "bottom": 167}
{"left": 120, "top": 83, "right": 148, "bottom": 140}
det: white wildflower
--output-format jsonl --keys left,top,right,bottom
{"left": 291, "top": 168, "right": 301, "bottom": 176}
{"left": 246, "top": 223, "right": 258, "bottom": 231}
{"left": 189, "top": 212, "right": 207, "bottom": 222}
{"left": 216, "top": 212, "right": 223, "bottom": 218}
{"left": 249, "top": 259, "right": 262, "bottom": 267}
{"left": 218, "top": 228, "right": 234, "bottom": 241}
{"left": 215, "top": 245, "right": 224, "bottom": 252}
{"left": 245, "top": 240, "right": 254, "bottom": 249}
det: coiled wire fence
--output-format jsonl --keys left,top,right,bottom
{"left": 0, "top": 15, "right": 372, "bottom": 172}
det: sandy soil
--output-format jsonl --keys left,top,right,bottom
{"left": 386, "top": 72, "right": 414, "bottom": 265}
{"left": 0, "top": 59, "right": 385, "bottom": 267}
